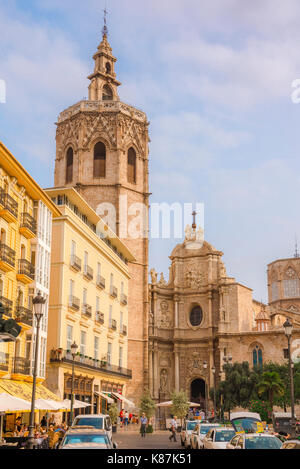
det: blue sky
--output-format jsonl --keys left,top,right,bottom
{"left": 1, "top": 0, "right": 300, "bottom": 301}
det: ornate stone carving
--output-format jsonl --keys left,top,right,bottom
{"left": 184, "top": 268, "right": 207, "bottom": 289}
{"left": 159, "top": 369, "right": 168, "bottom": 392}
{"left": 159, "top": 353, "right": 171, "bottom": 367}
{"left": 186, "top": 352, "right": 203, "bottom": 378}
{"left": 160, "top": 300, "right": 169, "bottom": 312}
{"left": 285, "top": 267, "right": 298, "bottom": 279}
{"left": 158, "top": 273, "right": 167, "bottom": 286}
{"left": 150, "top": 268, "right": 158, "bottom": 284}
{"left": 287, "top": 305, "right": 299, "bottom": 313}
{"left": 157, "top": 301, "right": 172, "bottom": 329}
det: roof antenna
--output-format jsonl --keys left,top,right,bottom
{"left": 294, "top": 235, "right": 299, "bottom": 258}
{"left": 102, "top": 2, "right": 108, "bottom": 37}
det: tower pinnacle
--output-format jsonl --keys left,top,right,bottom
{"left": 102, "top": 6, "right": 108, "bottom": 37}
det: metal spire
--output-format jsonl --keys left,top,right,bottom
{"left": 294, "top": 236, "right": 299, "bottom": 258}
{"left": 192, "top": 210, "right": 197, "bottom": 230}
{"left": 102, "top": 4, "right": 108, "bottom": 36}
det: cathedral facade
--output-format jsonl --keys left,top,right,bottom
{"left": 149, "top": 223, "right": 300, "bottom": 407}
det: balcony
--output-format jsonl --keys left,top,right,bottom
{"left": 0, "top": 244, "right": 16, "bottom": 272}
{"left": 70, "top": 255, "right": 82, "bottom": 272}
{"left": 19, "top": 213, "right": 37, "bottom": 239}
{"left": 82, "top": 303, "right": 92, "bottom": 318}
{"left": 16, "top": 259, "right": 35, "bottom": 284}
{"left": 120, "top": 293, "right": 128, "bottom": 305}
{"left": 83, "top": 265, "right": 93, "bottom": 281}
{"left": 110, "top": 286, "right": 118, "bottom": 299}
{"left": 95, "top": 311, "right": 104, "bottom": 325}
{"left": 15, "top": 306, "right": 33, "bottom": 327}
{"left": 68, "top": 295, "right": 80, "bottom": 312}
{"left": 0, "top": 352, "right": 9, "bottom": 373}
{"left": 50, "top": 349, "right": 132, "bottom": 379}
{"left": 120, "top": 325, "right": 127, "bottom": 336}
{"left": 0, "top": 191, "right": 18, "bottom": 222}
{"left": 96, "top": 275, "right": 106, "bottom": 290}
{"left": 0, "top": 296, "right": 13, "bottom": 317}
{"left": 109, "top": 319, "right": 117, "bottom": 331}
{"left": 13, "top": 356, "right": 31, "bottom": 376}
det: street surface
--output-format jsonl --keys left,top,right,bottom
{"left": 114, "top": 427, "right": 183, "bottom": 449}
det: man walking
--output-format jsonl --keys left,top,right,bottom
{"left": 169, "top": 416, "right": 178, "bottom": 442}
{"left": 140, "top": 413, "right": 148, "bottom": 438}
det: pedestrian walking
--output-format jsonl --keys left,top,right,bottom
{"left": 169, "top": 416, "right": 178, "bottom": 442}
{"left": 124, "top": 411, "right": 129, "bottom": 427}
{"left": 140, "top": 413, "right": 148, "bottom": 438}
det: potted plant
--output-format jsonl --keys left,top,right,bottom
{"left": 108, "top": 403, "right": 119, "bottom": 433}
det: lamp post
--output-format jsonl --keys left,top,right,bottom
{"left": 212, "top": 366, "right": 216, "bottom": 422}
{"left": 283, "top": 318, "right": 296, "bottom": 437}
{"left": 27, "top": 291, "right": 46, "bottom": 449}
{"left": 222, "top": 355, "right": 232, "bottom": 420}
{"left": 69, "top": 341, "right": 78, "bottom": 426}
{"left": 203, "top": 361, "right": 208, "bottom": 419}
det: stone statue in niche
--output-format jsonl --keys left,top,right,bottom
{"left": 150, "top": 268, "right": 158, "bottom": 284}
{"left": 160, "top": 369, "right": 168, "bottom": 392}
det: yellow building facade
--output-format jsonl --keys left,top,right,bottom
{"left": 0, "top": 142, "right": 61, "bottom": 414}
{"left": 45, "top": 187, "right": 135, "bottom": 413}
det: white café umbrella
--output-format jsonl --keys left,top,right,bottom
{"left": 156, "top": 400, "right": 201, "bottom": 407}
{"left": 0, "top": 393, "right": 31, "bottom": 441}
{"left": 61, "top": 399, "right": 91, "bottom": 410}
{"left": 35, "top": 399, "right": 66, "bottom": 411}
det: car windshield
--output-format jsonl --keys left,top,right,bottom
{"left": 200, "top": 425, "right": 218, "bottom": 434}
{"left": 64, "top": 434, "right": 109, "bottom": 446}
{"left": 187, "top": 422, "right": 198, "bottom": 431}
{"left": 245, "top": 436, "right": 282, "bottom": 450}
{"left": 231, "top": 417, "right": 261, "bottom": 433}
{"left": 215, "top": 430, "right": 236, "bottom": 442}
{"left": 74, "top": 418, "right": 104, "bottom": 429}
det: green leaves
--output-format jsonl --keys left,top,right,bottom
{"left": 170, "top": 390, "right": 190, "bottom": 419}
{"left": 139, "top": 391, "right": 156, "bottom": 419}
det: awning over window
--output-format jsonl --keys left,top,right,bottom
{"left": 95, "top": 391, "right": 114, "bottom": 404}
{"left": 111, "top": 392, "right": 135, "bottom": 408}
{"left": 0, "top": 379, "right": 61, "bottom": 403}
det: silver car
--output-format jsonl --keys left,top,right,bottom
{"left": 180, "top": 420, "right": 199, "bottom": 448}
{"left": 203, "top": 427, "right": 236, "bottom": 450}
{"left": 59, "top": 427, "right": 117, "bottom": 450}
{"left": 226, "top": 433, "right": 282, "bottom": 450}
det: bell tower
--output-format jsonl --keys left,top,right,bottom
{"left": 54, "top": 24, "right": 150, "bottom": 401}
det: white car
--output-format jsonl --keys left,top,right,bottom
{"left": 190, "top": 423, "right": 221, "bottom": 449}
{"left": 226, "top": 433, "right": 282, "bottom": 450}
{"left": 203, "top": 427, "right": 236, "bottom": 450}
{"left": 180, "top": 420, "right": 199, "bottom": 448}
{"left": 72, "top": 414, "right": 113, "bottom": 441}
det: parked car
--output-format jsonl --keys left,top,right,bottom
{"left": 203, "top": 427, "right": 236, "bottom": 450}
{"left": 190, "top": 423, "right": 221, "bottom": 449}
{"left": 226, "top": 433, "right": 282, "bottom": 450}
{"left": 72, "top": 414, "right": 112, "bottom": 440}
{"left": 281, "top": 439, "right": 300, "bottom": 449}
{"left": 272, "top": 412, "right": 297, "bottom": 436}
{"left": 180, "top": 420, "right": 199, "bottom": 448}
{"left": 59, "top": 427, "right": 117, "bottom": 450}
{"left": 230, "top": 411, "right": 263, "bottom": 434}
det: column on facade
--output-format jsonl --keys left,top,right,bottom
{"left": 148, "top": 345, "right": 153, "bottom": 397}
{"left": 174, "top": 297, "right": 179, "bottom": 328}
{"left": 153, "top": 347, "right": 159, "bottom": 399}
{"left": 174, "top": 351, "right": 180, "bottom": 392}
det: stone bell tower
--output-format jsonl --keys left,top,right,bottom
{"left": 54, "top": 26, "right": 150, "bottom": 402}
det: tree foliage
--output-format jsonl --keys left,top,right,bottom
{"left": 139, "top": 391, "right": 156, "bottom": 419}
{"left": 108, "top": 402, "right": 119, "bottom": 424}
{"left": 257, "top": 371, "right": 284, "bottom": 409}
{"left": 170, "top": 390, "right": 190, "bottom": 421}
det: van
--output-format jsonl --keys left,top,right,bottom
{"left": 72, "top": 414, "right": 112, "bottom": 440}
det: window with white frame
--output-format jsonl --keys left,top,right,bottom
{"left": 94, "top": 336, "right": 99, "bottom": 360}
{"left": 119, "top": 346, "right": 123, "bottom": 368}
{"left": 120, "top": 311, "right": 123, "bottom": 330}
{"left": 96, "top": 296, "right": 100, "bottom": 313}
{"left": 107, "top": 342, "right": 112, "bottom": 365}
{"left": 80, "top": 331, "right": 86, "bottom": 356}
{"left": 271, "top": 281, "right": 279, "bottom": 301}
{"left": 109, "top": 305, "right": 112, "bottom": 328}
{"left": 67, "top": 325, "right": 73, "bottom": 351}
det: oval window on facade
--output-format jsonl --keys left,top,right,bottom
{"left": 190, "top": 305, "right": 203, "bottom": 327}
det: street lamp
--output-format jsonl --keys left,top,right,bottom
{"left": 203, "top": 361, "right": 208, "bottom": 418}
{"left": 222, "top": 354, "right": 233, "bottom": 421}
{"left": 283, "top": 318, "right": 296, "bottom": 436}
{"left": 28, "top": 291, "right": 46, "bottom": 449}
{"left": 69, "top": 341, "right": 78, "bottom": 426}
{"left": 212, "top": 366, "right": 216, "bottom": 421}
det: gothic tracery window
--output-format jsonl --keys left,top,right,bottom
{"left": 102, "top": 84, "right": 113, "bottom": 101}
{"left": 127, "top": 147, "right": 136, "bottom": 183}
{"left": 66, "top": 147, "right": 74, "bottom": 183}
{"left": 283, "top": 267, "right": 300, "bottom": 298}
{"left": 253, "top": 345, "right": 263, "bottom": 367}
{"left": 94, "top": 142, "right": 106, "bottom": 178}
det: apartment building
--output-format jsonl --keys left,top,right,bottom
{"left": 45, "top": 187, "right": 134, "bottom": 413}
{"left": 0, "top": 141, "right": 60, "bottom": 401}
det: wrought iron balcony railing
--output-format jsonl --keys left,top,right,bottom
{"left": 0, "top": 191, "right": 18, "bottom": 219}
{"left": 82, "top": 303, "right": 92, "bottom": 318}
{"left": 18, "top": 259, "right": 35, "bottom": 280}
{"left": 109, "top": 319, "right": 117, "bottom": 331}
{"left": 0, "top": 296, "right": 13, "bottom": 316}
{"left": 69, "top": 295, "right": 80, "bottom": 311}
{"left": 120, "top": 293, "right": 128, "bottom": 305}
{"left": 121, "top": 325, "right": 128, "bottom": 336}
{"left": 83, "top": 265, "right": 93, "bottom": 281}
{"left": 20, "top": 212, "right": 37, "bottom": 234}
{"left": 70, "top": 255, "right": 82, "bottom": 271}
{"left": 110, "top": 286, "right": 118, "bottom": 299}
{"left": 0, "top": 244, "right": 16, "bottom": 267}
{"left": 15, "top": 306, "right": 33, "bottom": 327}
{"left": 95, "top": 311, "right": 104, "bottom": 324}
{"left": 96, "top": 275, "right": 106, "bottom": 290}
{"left": 50, "top": 349, "right": 132, "bottom": 379}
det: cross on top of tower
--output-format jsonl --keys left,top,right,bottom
{"left": 102, "top": 6, "right": 108, "bottom": 37}
{"left": 192, "top": 210, "right": 197, "bottom": 230}
{"left": 294, "top": 237, "right": 299, "bottom": 258}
